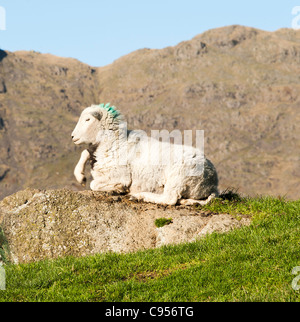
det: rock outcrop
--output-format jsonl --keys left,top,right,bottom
{"left": 0, "top": 189, "right": 250, "bottom": 264}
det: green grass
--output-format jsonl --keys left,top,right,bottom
{"left": 0, "top": 195, "right": 299, "bottom": 302}
{"left": 155, "top": 218, "right": 173, "bottom": 228}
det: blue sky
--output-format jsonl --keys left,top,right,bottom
{"left": 0, "top": 0, "right": 299, "bottom": 67}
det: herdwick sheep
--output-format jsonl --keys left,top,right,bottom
{"left": 71, "top": 103, "right": 219, "bottom": 206}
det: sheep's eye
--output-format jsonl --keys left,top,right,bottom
{"left": 86, "top": 118, "right": 90, "bottom": 122}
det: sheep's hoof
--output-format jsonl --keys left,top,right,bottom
{"left": 129, "top": 195, "right": 139, "bottom": 202}
{"left": 81, "top": 177, "right": 87, "bottom": 187}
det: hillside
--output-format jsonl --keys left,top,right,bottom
{"left": 0, "top": 25, "right": 299, "bottom": 200}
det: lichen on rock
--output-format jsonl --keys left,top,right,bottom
{"left": 0, "top": 189, "right": 251, "bottom": 264}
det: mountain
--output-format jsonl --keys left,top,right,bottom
{"left": 0, "top": 25, "right": 299, "bottom": 200}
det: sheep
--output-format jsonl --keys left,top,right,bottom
{"left": 71, "top": 103, "right": 219, "bottom": 206}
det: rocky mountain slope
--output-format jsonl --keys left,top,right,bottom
{"left": 0, "top": 25, "right": 299, "bottom": 200}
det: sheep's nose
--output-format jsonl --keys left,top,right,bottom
{"left": 71, "top": 135, "right": 74, "bottom": 139}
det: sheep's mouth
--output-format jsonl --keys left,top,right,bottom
{"left": 73, "top": 138, "right": 80, "bottom": 143}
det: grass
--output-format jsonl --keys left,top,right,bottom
{"left": 155, "top": 218, "right": 173, "bottom": 228}
{"left": 0, "top": 194, "right": 299, "bottom": 302}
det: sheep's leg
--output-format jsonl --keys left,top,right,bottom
{"left": 179, "top": 193, "right": 217, "bottom": 206}
{"left": 130, "top": 191, "right": 179, "bottom": 206}
{"left": 74, "top": 149, "right": 90, "bottom": 186}
{"left": 90, "top": 181, "right": 127, "bottom": 194}
{"left": 130, "top": 176, "right": 183, "bottom": 205}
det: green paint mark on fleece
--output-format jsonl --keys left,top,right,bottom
{"left": 99, "top": 103, "right": 121, "bottom": 119}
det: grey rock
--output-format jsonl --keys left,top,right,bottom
{"left": 0, "top": 189, "right": 251, "bottom": 264}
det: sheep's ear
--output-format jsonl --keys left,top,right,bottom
{"left": 91, "top": 111, "right": 103, "bottom": 121}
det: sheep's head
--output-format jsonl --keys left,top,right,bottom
{"left": 71, "top": 103, "right": 121, "bottom": 145}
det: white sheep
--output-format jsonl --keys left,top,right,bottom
{"left": 71, "top": 104, "right": 219, "bottom": 206}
